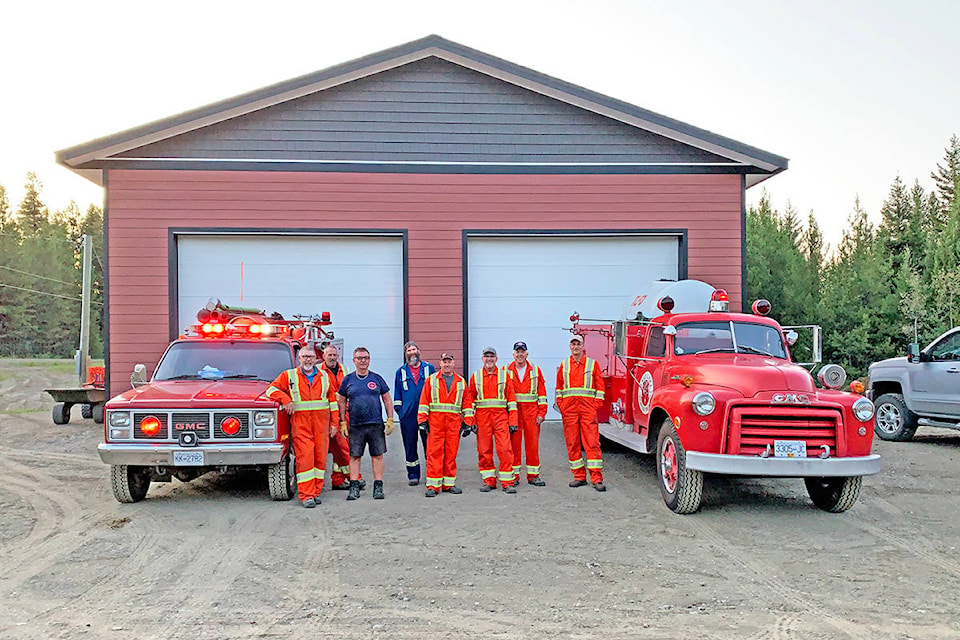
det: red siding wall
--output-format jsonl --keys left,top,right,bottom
{"left": 106, "top": 170, "right": 743, "bottom": 397}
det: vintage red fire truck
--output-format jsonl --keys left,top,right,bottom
{"left": 572, "top": 280, "right": 880, "bottom": 514}
{"left": 98, "top": 301, "right": 336, "bottom": 503}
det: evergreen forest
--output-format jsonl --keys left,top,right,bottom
{"left": 0, "top": 134, "right": 958, "bottom": 381}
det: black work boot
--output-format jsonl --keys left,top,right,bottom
{"left": 373, "top": 480, "right": 384, "bottom": 500}
{"left": 346, "top": 480, "right": 361, "bottom": 501}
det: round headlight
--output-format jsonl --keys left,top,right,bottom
{"left": 108, "top": 411, "right": 131, "bottom": 427}
{"left": 853, "top": 397, "right": 875, "bottom": 422}
{"left": 692, "top": 392, "right": 716, "bottom": 416}
{"left": 817, "top": 364, "right": 847, "bottom": 390}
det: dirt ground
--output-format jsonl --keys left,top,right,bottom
{"left": 1, "top": 359, "right": 959, "bottom": 639}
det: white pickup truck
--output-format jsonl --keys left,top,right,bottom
{"left": 868, "top": 326, "right": 960, "bottom": 441}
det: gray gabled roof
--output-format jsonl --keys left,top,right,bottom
{"left": 57, "top": 34, "right": 787, "bottom": 186}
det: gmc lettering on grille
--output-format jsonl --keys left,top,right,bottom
{"left": 174, "top": 422, "right": 208, "bottom": 431}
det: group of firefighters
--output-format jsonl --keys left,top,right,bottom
{"left": 266, "top": 335, "right": 606, "bottom": 507}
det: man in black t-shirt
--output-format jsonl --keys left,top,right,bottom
{"left": 337, "top": 347, "right": 395, "bottom": 501}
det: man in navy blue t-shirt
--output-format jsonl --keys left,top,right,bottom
{"left": 337, "top": 346, "right": 394, "bottom": 501}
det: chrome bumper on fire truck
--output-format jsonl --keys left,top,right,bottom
{"left": 97, "top": 443, "right": 283, "bottom": 466}
{"left": 685, "top": 452, "right": 881, "bottom": 477}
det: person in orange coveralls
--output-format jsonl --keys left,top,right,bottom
{"left": 320, "top": 344, "right": 364, "bottom": 491}
{"left": 555, "top": 334, "right": 606, "bottom": 492}
{"left": 466, "top": 346, "right": 518, "bottom": 493}
{"left": 417, "top": 352, "right": 474, "bottom": 497}
{"left": 266, "top": 345, "right": 339, "bottom": 507}
{"left": 505, "top": 341, "right": 548, "bottom": 487}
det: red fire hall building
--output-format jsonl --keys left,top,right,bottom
{"left": 57, "top": 35, "right": 787, "bottom": 401}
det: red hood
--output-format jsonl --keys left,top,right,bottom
{"left": 106, "top": 380, "right": 276, "bottom": 409}
{"left": 667, "top": 354, "right": 816, "bottom": 397}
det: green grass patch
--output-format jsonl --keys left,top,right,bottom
{"left": 0, "top": 408, "right": 43, "bottom": 415}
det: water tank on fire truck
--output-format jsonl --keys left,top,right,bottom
{"left": 621, "top": 279, "right": 716, "bottom": 320}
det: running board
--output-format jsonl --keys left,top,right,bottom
{"left": 599, "top": 422, "right": 650, "bottom": 454}
{"left": 918, "top": 418, "right": 960, "bottom": 430}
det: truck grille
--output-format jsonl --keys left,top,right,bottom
{"left": 132, "top": 410, "right": 255, "bottom": 442}
{"left": 726, "top": 406, "right": 842, "bottom": 457}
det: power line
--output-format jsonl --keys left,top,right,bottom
{"left": 0, "top": 282, "right": 103, "bottom": 305}
{"left": 0, "top": 264, "right": 76, "bottom": 286}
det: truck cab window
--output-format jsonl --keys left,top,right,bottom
{"left": 645, "top": 326, "right": 666, "bottom": 357}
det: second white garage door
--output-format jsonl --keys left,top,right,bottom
{"left": 467, "top": 235, "right": 680, "bottom": 416}
{"left": 177, "top": 234, "right": 404, "bottom": 373}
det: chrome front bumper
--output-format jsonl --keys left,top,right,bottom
{"left": 685, "top": 452, "right": 881, "bottom": 477}
{"left": 98, "top": 443, "right": 283, "bottom": 466}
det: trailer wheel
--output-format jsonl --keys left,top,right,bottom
{"left": 656, "top": 420, "right": 703, "bottom": 514}
{"left": 81, "top": 404, "right": 93, "bottom": 419}
{"left": 873, "top": 393, "right": 918, "bottom": 441}
{"left": 92, "top": 403, "right": 104, "bottom": 424}
{"left": 52, "top": 402, "right": 71, "bottom": 425}
{"left": 804, "top": 476, "right": 862, "bottom": 513}
{"left": 267, "top": 451, "right": 296, "bottom": 501}
{"left": 111, "top": 465, "right": 151, "bottom": 503}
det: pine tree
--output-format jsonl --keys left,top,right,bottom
{"left": 16, "top": 172, "right": 48, "bottom": 236}
{"left": 878, "top": 175, "right": 919, "bottom": 273}
{"left": 820, "top": 199, "right": 899, "bottom": 378}
{"left": 931, "top": 134, "right": 960, "bottom": 219}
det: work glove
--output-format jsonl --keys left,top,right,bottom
{"left": 384, "top": 416, "right": 395, "bottom": 436}
{"left": 339, "top": 420, "right": 348, "bottom": 438}
{"left": 418, "top": 421, "right": 430, "bottom": 436}
{"left": 509, "top": 424, "right": 518, "bottom": 434}
{"left": 460, "top": 422, "right": 473, "bottom": 438}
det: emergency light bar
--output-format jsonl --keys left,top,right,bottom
{"left": 709, "top": 289, "right": 729, "bottom": 312}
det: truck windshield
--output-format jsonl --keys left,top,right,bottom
{"left": 673, "top": 321, "right": 787, "bottom": 359}
{"left": 154, "top": 341, "right": 294, "bottom": 382}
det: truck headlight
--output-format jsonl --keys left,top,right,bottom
{"left": 853, "top": 397, "right": 875, "bottom": 422}
{"left": 254, "top": 410, "right": 276, "bottom": 427}
{"left": 692, "top": 392, "right": 716, "bottom": 416}
{"left": 108, "top": 411, "right": 131, "bottom": 427}
{"left": 254, "top": 426, "right": 276, "bottom": 439}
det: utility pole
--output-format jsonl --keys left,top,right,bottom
{"left": 77, "top": 234, "right": 92, "bottom": 386}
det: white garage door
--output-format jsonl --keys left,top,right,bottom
{"left": 177, "top": 234, "right": 404, "bottom": 373}
{"left": 467, "top": 235, "right": 679, "bottom": 417}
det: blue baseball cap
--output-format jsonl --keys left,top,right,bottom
{"left": 513, "top": 341, "right": 528, "bottom": 351}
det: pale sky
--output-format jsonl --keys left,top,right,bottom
{"left": 1, "top": 0, "right": 956, "bottom": 249}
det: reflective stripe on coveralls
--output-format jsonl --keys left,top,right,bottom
{"left": 470, "top": 368, "right": 516, "bottom": 487}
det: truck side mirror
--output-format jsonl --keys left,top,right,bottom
{"left": 906, "top": 343, "right": 920, "bottom": 363}
{"left": 131, "top": 363, "right": 147, "bottom": 388}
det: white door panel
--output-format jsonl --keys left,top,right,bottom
{"left": 177, "top": 234, "right": 403, "bottom": 374}
{"left": 467, "top": 235, "right": 679, "bottom": 417}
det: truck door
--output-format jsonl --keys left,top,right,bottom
{"left": 909, "top": 329, "right": 960, "bottom": 416}
{"left": 632, "top": 325, "right": 667, "bottom": 429}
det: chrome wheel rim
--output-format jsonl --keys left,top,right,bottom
{"left": 875, "top": 403, "right": 903, "bottom": 434}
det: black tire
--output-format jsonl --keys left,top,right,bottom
{"left": 874, "top": 393, "right": 918, "bottom": 441}
{"left": 81, "top": 404, "right": 93, "bottom": 419}
{"left": 267, "top": 451, "right": 296, "bottom": 501}
{"left": 111, "top": 465, "right": 151, "bottom": 503}
{"left": 92, "top": 403, "right": 104, "bottom": 424}
{"left": 52, "top": 402, "right": 70, "bottom": 425}
{"left": 804, "top": 476, "right": 862, "bottom": 513}
{"left": 656, "top": 420, "right": 703, "bottom": 514}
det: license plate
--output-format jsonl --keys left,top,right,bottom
{"left": 173, "top": 450, "right": 205, "bottom": 466}
{"left": 774, "top": 440, "right": 807, "bottom": 458}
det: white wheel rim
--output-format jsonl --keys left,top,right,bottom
{"left": 875, "top": 403, "right": 902, "bottom": 434}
